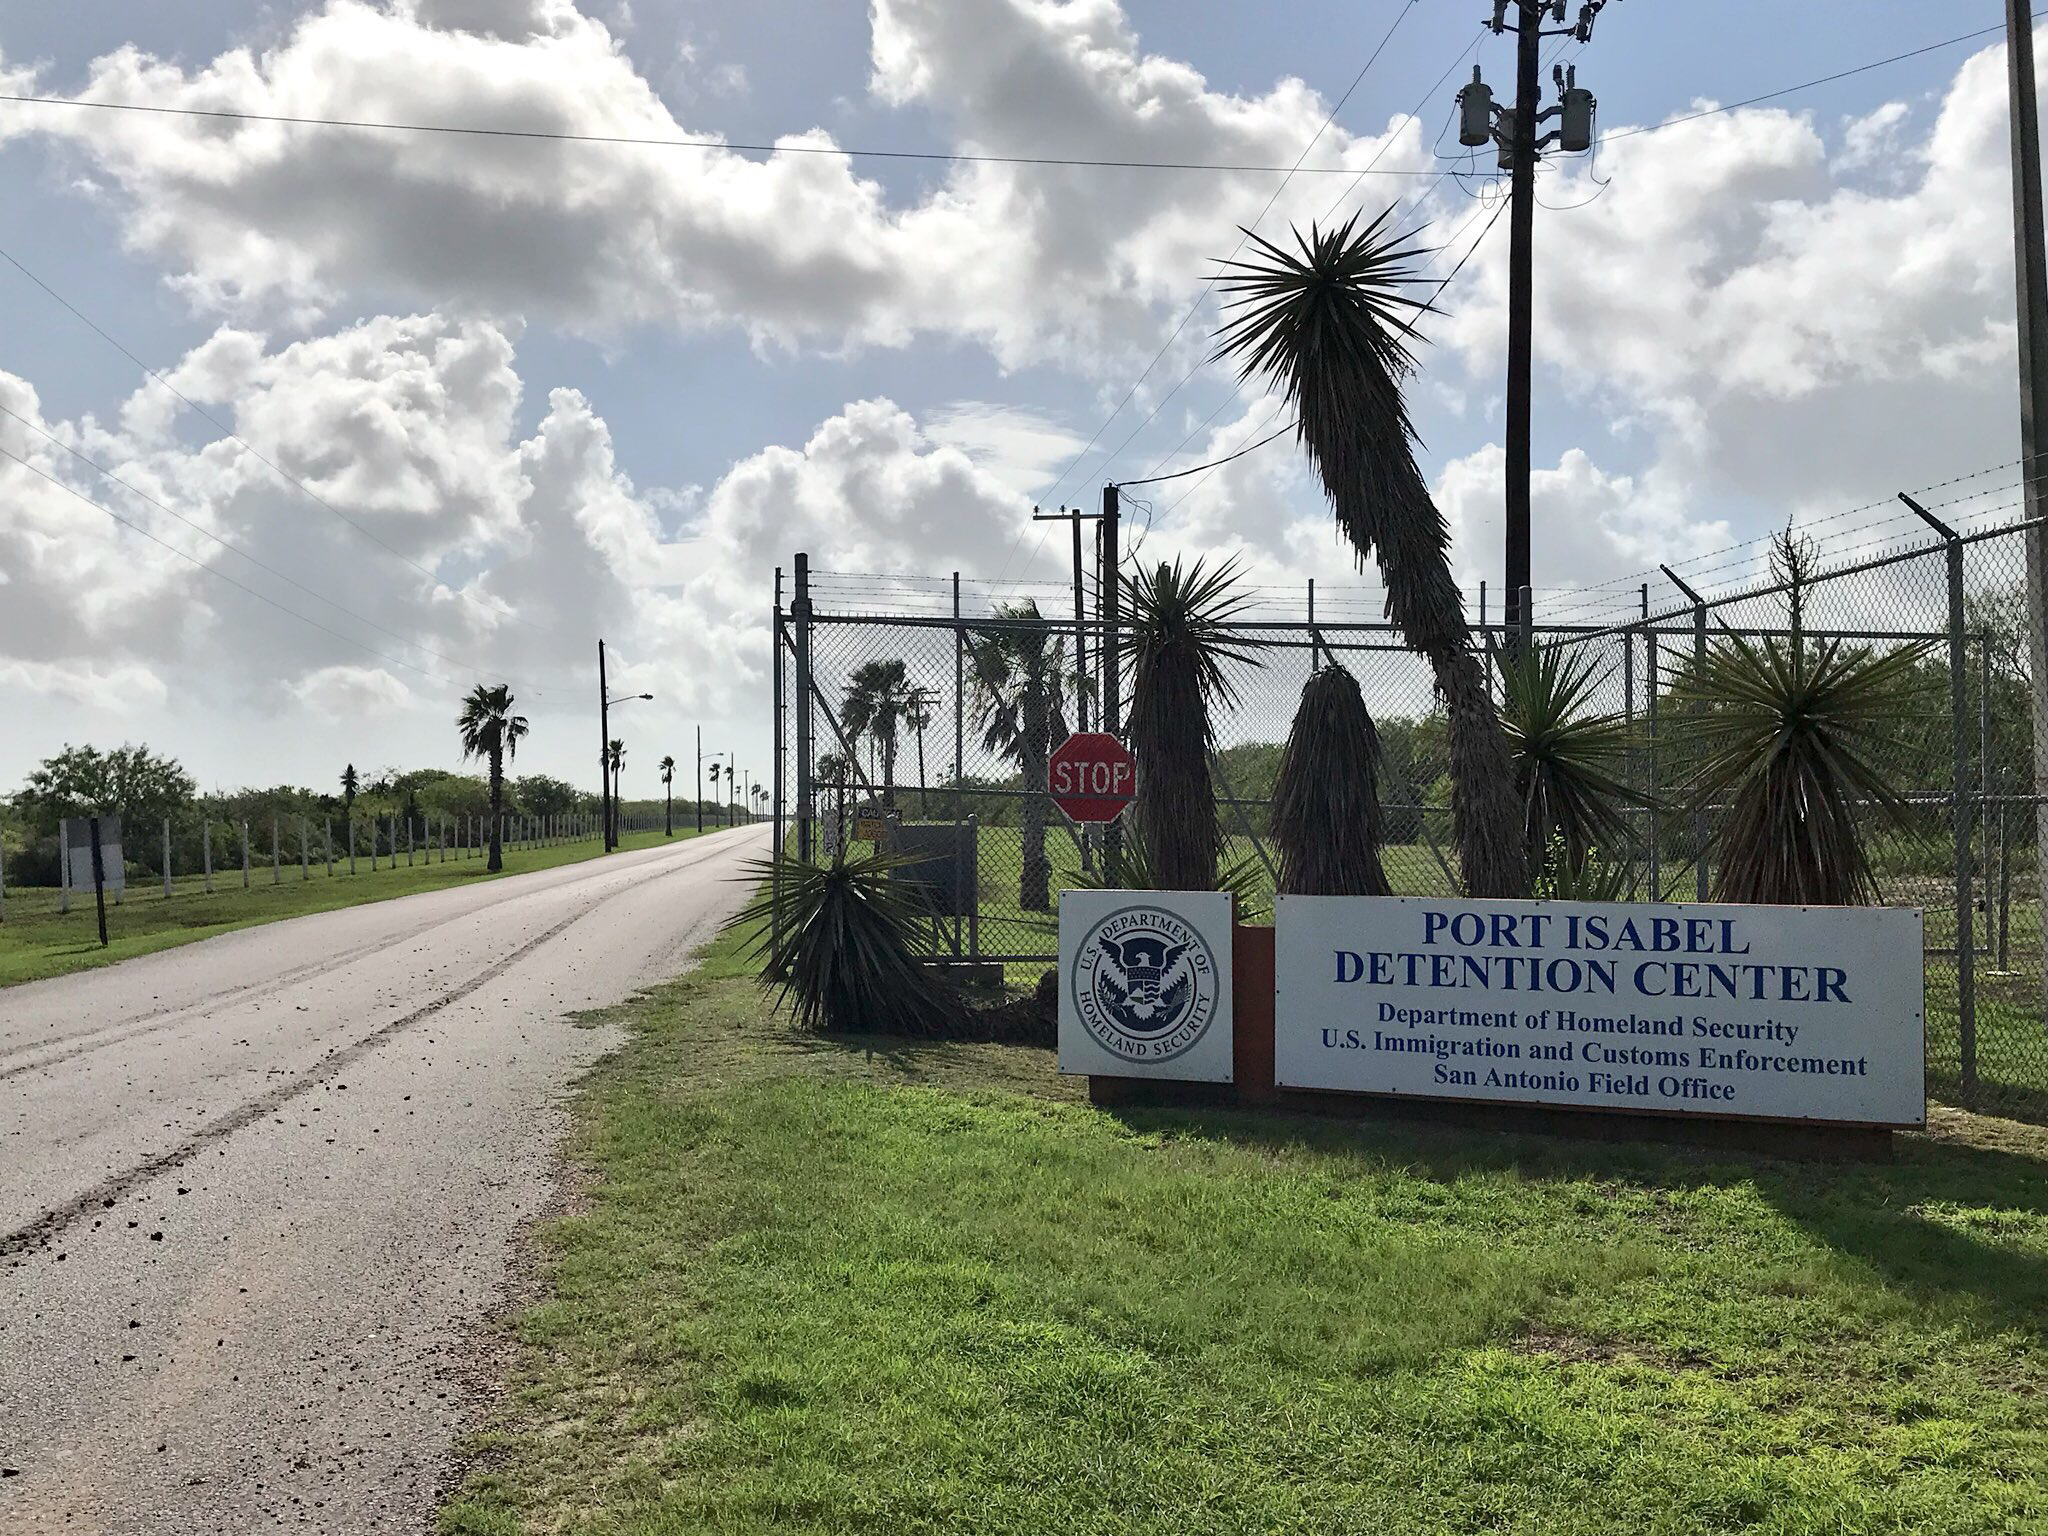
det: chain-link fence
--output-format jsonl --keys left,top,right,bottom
{"left": 773, "top": 517, "right": 2048, "bottom": 1114}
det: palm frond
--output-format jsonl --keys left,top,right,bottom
{"left": 1670, "top": 635, "right": 1937, "bottom": 905}
{"left": 1271, "top": 665, "right": 1391, "bottom": 896}
{"left": 1498, "top": 642, "right": 1649, "bottom": 875}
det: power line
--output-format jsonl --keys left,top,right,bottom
{"left": 0, "top": 403, "right": 563, "bottom": 694}
{"left": 1598, "top": 13, "right": 2044, "bottom": 147}
{"left": 0, "top": 443, "right": 456, "bottom": 688}
{"left": 0, "top": 91, "right": 1453, "bottom": 177}
{"left": 1018, "top": 3, "right": 1431, "bottom": 541}
{"left": 0, "top": 244, "right": 534, "bottom": 640}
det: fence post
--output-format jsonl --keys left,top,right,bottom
{"left": 1643, "top": 585, "right": 1660, "bottom": 901}
{"left": 301, "top": 817, "right": 310, "bottom": 880}
{"left": 61, "top": 816, "right": 71, "bottom": 913}
{"left": 241, "top": 821, "right": 251, "bottom": 889}
{"left": 164, "top": 818, "right": 173, "bottom": 899}
{"left": 272, "top": 817, "right": 281, "bottom": 884}
{"left": 1660, "top": 565, "right": 1710, "bottom": 901}
{"left": 203, "top": 820, "right": 213, "bottom": 894}
{"left": 1902, "top": 493, "right": 1977, "bottom": 1097}
{"left": 325, "top": 820, "right": 334, "bottom": 877}
{"left": 773, "top": 565, "right": 786, "bottom": 951}
{"left": 794, "top": 552, "right": 815, "bottom": 862}
{"left": 408, "top": 817, "right": 415, "bottom": 867}
{"left": 0, "top": 834, "right": 6, "bottom": 923}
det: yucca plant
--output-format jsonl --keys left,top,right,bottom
{"left": 1214, "top": 211, "right": 1526, "bottom": 898}
{"left": 1670, "top": 635, "right": 1936, "bottom": 905}
{"left": 1123, "top": 556, "right": 1264, "bottom": 892}
{"left": 1531, "top": 833, "right": 1635, "bottom": 901}
{"left": 729, "top": 849, "right": 968, "bottom": 1036}
{"left": 1498, "top": 642, "right": 1646, "bottom": 881}
{"left": 1271, "top": 665, "right": 1391, "bottom": 896}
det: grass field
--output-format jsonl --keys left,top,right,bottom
{"left": 0, "top": 825, "right": 716, "bottom": 987}
{"left": 440, "top": 925, "right": 2048, "bottom": 1535}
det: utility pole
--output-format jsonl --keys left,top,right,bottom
{"left": 2008, "top": 0, "right": 2048, "bottom": 1012}
{"left": 1462, "top": 0, "right": 1612, "bottom": 642}
{"left": 1100, "top": 483, "right": 1123, "bottom": 880}
{"left": 599, "top": 638, "right": 613, "bottom": 852}
{"left": 1031, "top": 503, "right": 1102, "bottom": 728}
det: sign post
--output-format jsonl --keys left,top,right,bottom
{"left": 1048, "top": 732, "right": 1137, "bottom": 826}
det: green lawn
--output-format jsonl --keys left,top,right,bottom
{"left": 0, "top": 826, "right": 710, "bottom": 987}
{"left": 441, "top": 926, "right": 2048, "bottom": 1535}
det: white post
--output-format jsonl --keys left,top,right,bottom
{"left": 272, "top": 817, "right": 281, "bottom": 884}
{"left": 163, "top": 818, "right": 173, "bottom": 899}
{"left": 61, "top": 816, "right": 71, "bottom": 914}
{"left": 325, "top": 820, "right": 334, "bottom": 877}
{"left": 242, "top": 821, "right": 251, "bottom": 889}
{"left": 300, "top": 817, "right": 310, "bottom": 880}
{"left": 407, "top": 817, "right": 415, "bottom": 867}
{"left": 0, "top": 833, "right": 7, "bottom": 922}
{"left": 348, "top": 818, "right": 356, "bottom": 875}
{"left": 203, "top": 821, "right": 214, "bottom": 894}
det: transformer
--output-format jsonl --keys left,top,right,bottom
{"left": 1458, "top": 67, "right": 1495, "bottom": 149}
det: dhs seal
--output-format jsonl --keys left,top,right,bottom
{"left": 1071, "top": 904, "right": 1221, "bottom": 1064}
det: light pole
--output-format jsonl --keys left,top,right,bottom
{"left": 602, "top": 685, "right": 653, "bottom": 850}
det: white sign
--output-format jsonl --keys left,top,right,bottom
{"left": 1275, "top": 896, "right": 1925, "bottom": 1127}
{"left": 1059, "top": 890, "right": 1234, "bottom": 1082}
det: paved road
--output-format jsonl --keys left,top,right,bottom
{"left": 0, "top": 825, "right": 767, "bottom": 1533}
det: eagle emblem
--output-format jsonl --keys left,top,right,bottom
{"left": 1092, "top": 930, "right": 1196, "bottom": 1036}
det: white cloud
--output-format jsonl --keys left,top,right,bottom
{"left": 0, "top": 659, "right": 169, "bottom": 711}
{"left": 293, "top": 663, "right": 414, "bottom": 713}
{"left": 2, "top": 0, "right": 1433, "bottom": 370}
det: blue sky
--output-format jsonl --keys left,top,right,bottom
{"left": 0, "top": 0, "right": 2036, "bottom": 794}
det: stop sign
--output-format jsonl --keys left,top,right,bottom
{"left": 1048, "top": 732, "right": 1137, "bottom": 825}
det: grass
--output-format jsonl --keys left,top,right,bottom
{"left": 0, "top": 825, "right": 717, "bottom": 987}
{"left": 440, "top": 922, "right": 2048, "bottom": 1535}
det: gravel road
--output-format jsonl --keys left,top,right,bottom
{"left": 0, "top": 824, "right": 767, "bottom": 1533}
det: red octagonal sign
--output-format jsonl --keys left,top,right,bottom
{"left": 1049, "top": 731, "right": 1137, "bottom": 825}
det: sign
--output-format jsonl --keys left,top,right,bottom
{"left": 1048, "top": 732, "right": 1136, "bottom": 825}
{"left": 64, "top": 815, "right": 125, "bottom": 895}
{"left": 1059, "top": 890, "right": 1233, "bottom": 1082}
{"left": 891, "top": 822, "right": 976, "bottom": 917}
{"left": 1275, "top": 895, "right": 1925, "bottom": 1127}
{"left": 854, "top": 816, "right": 888, "bottom": 843}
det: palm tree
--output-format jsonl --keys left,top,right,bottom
{"left": 607, "top": 739, "right": 626, "bottom": 839}
{"left": 340, "top": 763, "right": 359, "bottom": 838}
{"left": 1214, "top": 211, "right": 1526, "bottom": 897}
{"left": 966, "top": 600, "right": 1072, "bottom": 912}
{"left": 1272, "top": 665, "right": 1391, "bottom": 896}
{"left": 659, "top": 754, "right": 677, "bottom": 837}
{"left": 708, "top": 761, "right": 722, "bottom": 828}
{"left": 843, "top": 660, "right": 911, "bottom": 805}
{"left": 905, "top": 686, "right": 937, "bottom": 820}
{"left": 456, "top": 685, "right": 529, "bottom": 873}
{"left": 1124, "top": 558, "right": 1263, "bottom": 893}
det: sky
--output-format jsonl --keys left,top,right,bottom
{"left": 0, "top": 0, "right": 2040, "bottom": 801}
